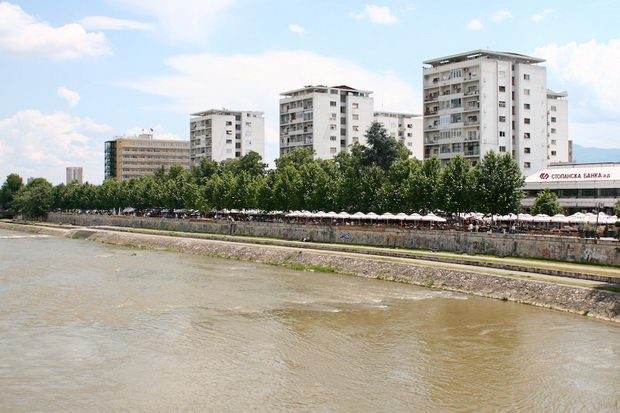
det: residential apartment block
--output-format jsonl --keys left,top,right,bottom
{"left": 279, "top": 85, "right": 374, "bottom": 159}
{"left": 373, "top": 111, "right": 423, "bottom": 158}
{"left": 423, "top": 50, "right": 552, "bottom": 174}
{"left": 104, "top": 134, "right": 190, "bottom": 181}
{"left": 547, "top": 89, "right": 570, "bottom": 164}
{"left": 190, "top": 109, "right": 265, "bottom": 165}
{"left": 65, "top": 166, "right": 83, "bottom": 185}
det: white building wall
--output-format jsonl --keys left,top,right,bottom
{"left": 547, "top": 94, "right": 569, "bottom": 164}
{"left": 374, "top": 112, "right": 423, "bottom": 159}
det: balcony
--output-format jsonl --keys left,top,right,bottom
{"left": 464, "top": 149, "right": 480, "bottom": 156}
{"left": 464, "top": 120, "right": 479, "bottom": 126}
{"left": 424, "top": 136, "right": 439, "bottom": 144}
{"left": 424, "top": 109, "right": 438, "bottom": 116}
{"left": 464, "top": 134, "right": 479, "bottom": 142}
{"left": 426, "top": 124, "right": 439, "bottom": 130}
{"left": 463, "top": 103, "right": 480, "bottom": 112}
{"left": 464, "top": 89, "right": 479, "bottom": 96}
{"left": 424, "top": 94, "right": 439, "bottom": 102}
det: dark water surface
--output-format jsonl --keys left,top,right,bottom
{"left": 1, "top": 228, "right": 619, "bottom": 412}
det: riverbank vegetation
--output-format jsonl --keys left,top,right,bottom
{"left": 1, "top": 122, "right": 525, "bottom": 218}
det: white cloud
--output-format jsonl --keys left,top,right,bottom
{"left": 0, "top": 110, "right": 114, "bottom": 184}
{"left": 534, "top": 39, "right": 620, "bottom": 148}
{"left": 109, "top": 0, "right": 235, "bottom": 42}
{"left": 354, "top": 5, "right": 398, "bottom": 24}
{"left": 532, "top": 8, "right": 555, "bottom": 22}
{"left": 121, "top": 50, "right": 420, "bottom": 165}
{"left": 0, "top": 2, "right": 110, "bottom": 60}
{"left": 123, "top": 125, "right": 180, "bottom": 140}
{"left": 466, "top": 18, "right": 483, "bottom": 30}
{"left": 57, "top": 87, "right": 81, "bottom": 107}
{"left": 79, "top": 16, "right": 154, "bottom": 31}
{"left": 491, "top": 10, "right": 512, "bottom": 22}
{"left": 288, "top": 24, "right": 306, "bottom": 36}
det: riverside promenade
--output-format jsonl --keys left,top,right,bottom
{"left": 2, "top": 220, "right": 619, "bottom": 323}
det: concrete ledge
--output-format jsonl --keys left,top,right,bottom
{"left": 2, "top": 221, "right": 619, "bottom": 324}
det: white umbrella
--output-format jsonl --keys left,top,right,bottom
{"left": 381, "top": 212, "right": 397, "bottom": 220}
{"left": 406, "top": 213, "right": 423, "bottom": 221}
{"left": 300, "top": 210, "right": 314, "bottom": 218}
{"left": 550, "top": 214, "right": 570, "bottom": 224}
{"left": 568, "top": 212, "right": 587, "bottom": 224}
{"left": 518, "top": 213, "right": 534, "bottom": 222}
{"left": 337, "top": 211, "right": 351, "bottom": 219}
{"left": 286, "top": 210, "right": 301, "bottom": 217}
{"left": 326, "top": 211, "right": 339, "bottom": 219}
{"left": 396, "top": 212, "right": 408, "bottom": 220}
{"left": 532, "top": 214, "right": 551, "bottom": 223}
{"left": 314, "top": 211, "right": 328, "bottom": 219}
{"left": 352, "top": 212, "right": 367, "bottom": 220}
{"left": 366, "top": 212, "right": 379, "bottom": 220}
{"left": 422, "top": 212, "right": 446, "bottom": 222}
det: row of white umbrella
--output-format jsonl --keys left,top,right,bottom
{"left": 486, "top": 212, "right": 617, "bottom": 225}
{"left": 286, "top": 210, "right": 447, "bottom": 222}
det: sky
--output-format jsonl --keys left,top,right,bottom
{"left": 1, "top": 0, "right": 620, "bottom": 184}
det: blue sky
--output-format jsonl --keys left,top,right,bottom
{"left": 1, "top": 0, "right": 620, "bottom": 184}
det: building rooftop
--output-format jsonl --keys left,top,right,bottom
{"left": 280, "top": 85, "right": 373, "bottom": 96}
{"left": 547, "top": 88, "right": 568, "bottom": 98}
{"left": 423, "top": 50, "right": 545, "bottom": 67}
{"left": 190, "top": 109, "right": 264, "bottom": 117}
{"left": 374, "top": 111, "right": 421, "bottom": 118}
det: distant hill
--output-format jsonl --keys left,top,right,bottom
{"left": 572, "top": 144, "right": 620, "bottom": 163}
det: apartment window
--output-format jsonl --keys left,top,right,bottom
{"left": 330, "top": 124, "right": 336, "bottom": 130}
{"left": 551, "top": 117, "right": 557, "bottom": 123}
{"left": 551, "top": 128, "right": 557, "bottom": 134}
{"left": 407, "top": 124, "right": 413, "bottom": 128}
{"left": 523, "top": 74, "right": 530, "bottom": 80}
{"left": 499, "top": 101, "right": 506, "bottom": 108}
{"left": 407, "top": 142, "right": 412, "bottom": 146}
{"left": 524, "top": 132, "right": 531, "bottom": 139}
{"left": 330, "top": 113, "right": 337, "bottom": 120}
{"left": 499, "top": 86, "right": 506, "bottom": 92}
{"left": 226, "top": 121, "right": 232, "bottom": 125}
{"left": 550, "top": 105, "right": 557, "bottom": 112}
{"left": 407, "top": 133, "right": 412, "bottom": 137}
{"left": 330, "top": 136, "right": 337, "bottom": 141}
{"left": 524, "top": 162, "right": 531, "bottom": 168}
{"left": 226, "top": 139, "right": 232, "bottom": 144}
{"left": 226, "top": 130, "right": 232, "bottom": 135}
{"left": 352, "top": 114, "right": 359, "bottom": 120}
{"left": 352, "top": 137, "right": 359, "bottom": 143}
{"left": 524, "top": 118, "right": 531, "bottom": 124}
{"left": 330, "top": 101, "right": 337, "bottom": 107}
{"left": 524, "top": 89, "right": 530, "bottom": 95}
{"left": 551, "top": 150, "right": 557, "bottom": 156}
{"left": 551, "top": 139, "right": 557, "bottom": 145}
{"left": 451, "top": 69, "right": 462, "bottom": 78}
{"left": 352, "top": 125, "right": 359, "bottom": 131}
{"left": 499, "top": 131, "right": 506, "bottom": 137}
{"left": 452, "top": 143, "right": 462, "bottom": 152}
{"left": 524, "top": 103, "right": 530, "bottom": 110}
{"left": 352, "top": 103, "right": 359, "bottom": 109}
{"left": 524, "top": 147, "right": 531, "bottom": 154}
{"left": 330, "top": 147, "right": 337, "bottom": 153}
{"left": 499, "top": 146, "right": 506, "bottom": 152}
{"left": 499, "top": 116, "right": 506, "bottom": 122}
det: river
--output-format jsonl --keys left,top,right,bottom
{"left": 1, "top": 228, "right": 619, "bottom": 412}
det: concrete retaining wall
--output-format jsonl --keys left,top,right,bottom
{"left": 3, "top": 221, "right": 619, "bottom": 323}
{"left": 47, "top": 213, "right": 620, "bottom": 266}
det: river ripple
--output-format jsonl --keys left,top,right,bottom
{"left": 0, "top": 228, "right": 619, "bottom": 412}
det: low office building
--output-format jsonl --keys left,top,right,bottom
{"left": 65, "top": 167, "right": 83, "bottom": 185}
{"left": 523, "top": 162, "right": 620, "bottom": 213}
{"left": 373, "top": 111, "right": 423, "bottom": 158}
{"left": 104, "top": 133, "right": 190, "bottom": 181}
{"left": 190, "top": 109, "right": 265, "bottom": 165}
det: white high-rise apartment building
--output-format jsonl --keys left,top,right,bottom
{"left": 423, "top": 50, "right": 551, "bottom": 174}
{"left": 279, "top": 85, "right": 374, "bottom": 159}
{"left": 190, "top": 109, "right": 265, "bottom": 165}
{"left": 373, "top": 111, "right": 424, "bottom": 158}
{"left": 547, "top": 89, "right": 570, "bottom": 164}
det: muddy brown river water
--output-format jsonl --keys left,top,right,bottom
{"left": 1, "top": 228, "right": 619, "bottom": 412}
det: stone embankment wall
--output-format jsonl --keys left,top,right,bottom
{"left": 47, "top": 213, "right": 620, "bottom": 266}
{"left": 2, "top": 221, "right": 619, "bottom": 323}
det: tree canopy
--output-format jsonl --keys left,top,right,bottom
{"left": 531, "top": 188, "right": 562, "bottom": 216}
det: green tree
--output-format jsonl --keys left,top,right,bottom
{"left": 531, "top": 188, "right": 562, "bottom": 216}
{"left": 615, "top": 200, "right": 620, "bottom": 217}
{"left": 271, "top": 165, "right": 303, "bottom": 211}
{"left": 237, "top": 151, "right": 267, "bottom": 176}
{"left": 12, "top": 178, "right": 54, "bottom": 218}
{"left": 418, "top": 157, "right": 441, "bottom": 212}
{"left": 0, "top": 173, "right": 24, "bottom": 209}
{"left": 474, "top": 151, "right": 525, "bottom": 216}
{"left": 357, "top": 166, "right": 385, "bottom": 212}
{"left": 275, "top": 147, "right": 314, "bottom": 170}
{"left": 438, "top": 156, "right": 475, "bottom": 217}
{"left": 300, "top": 161, "right": 336, "bottom": 211}
{"left": 190, "top": 158, "right": 219, "bottom": 181}
{"left": 362, "top": 121, "right": 401, "bottom": 171}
